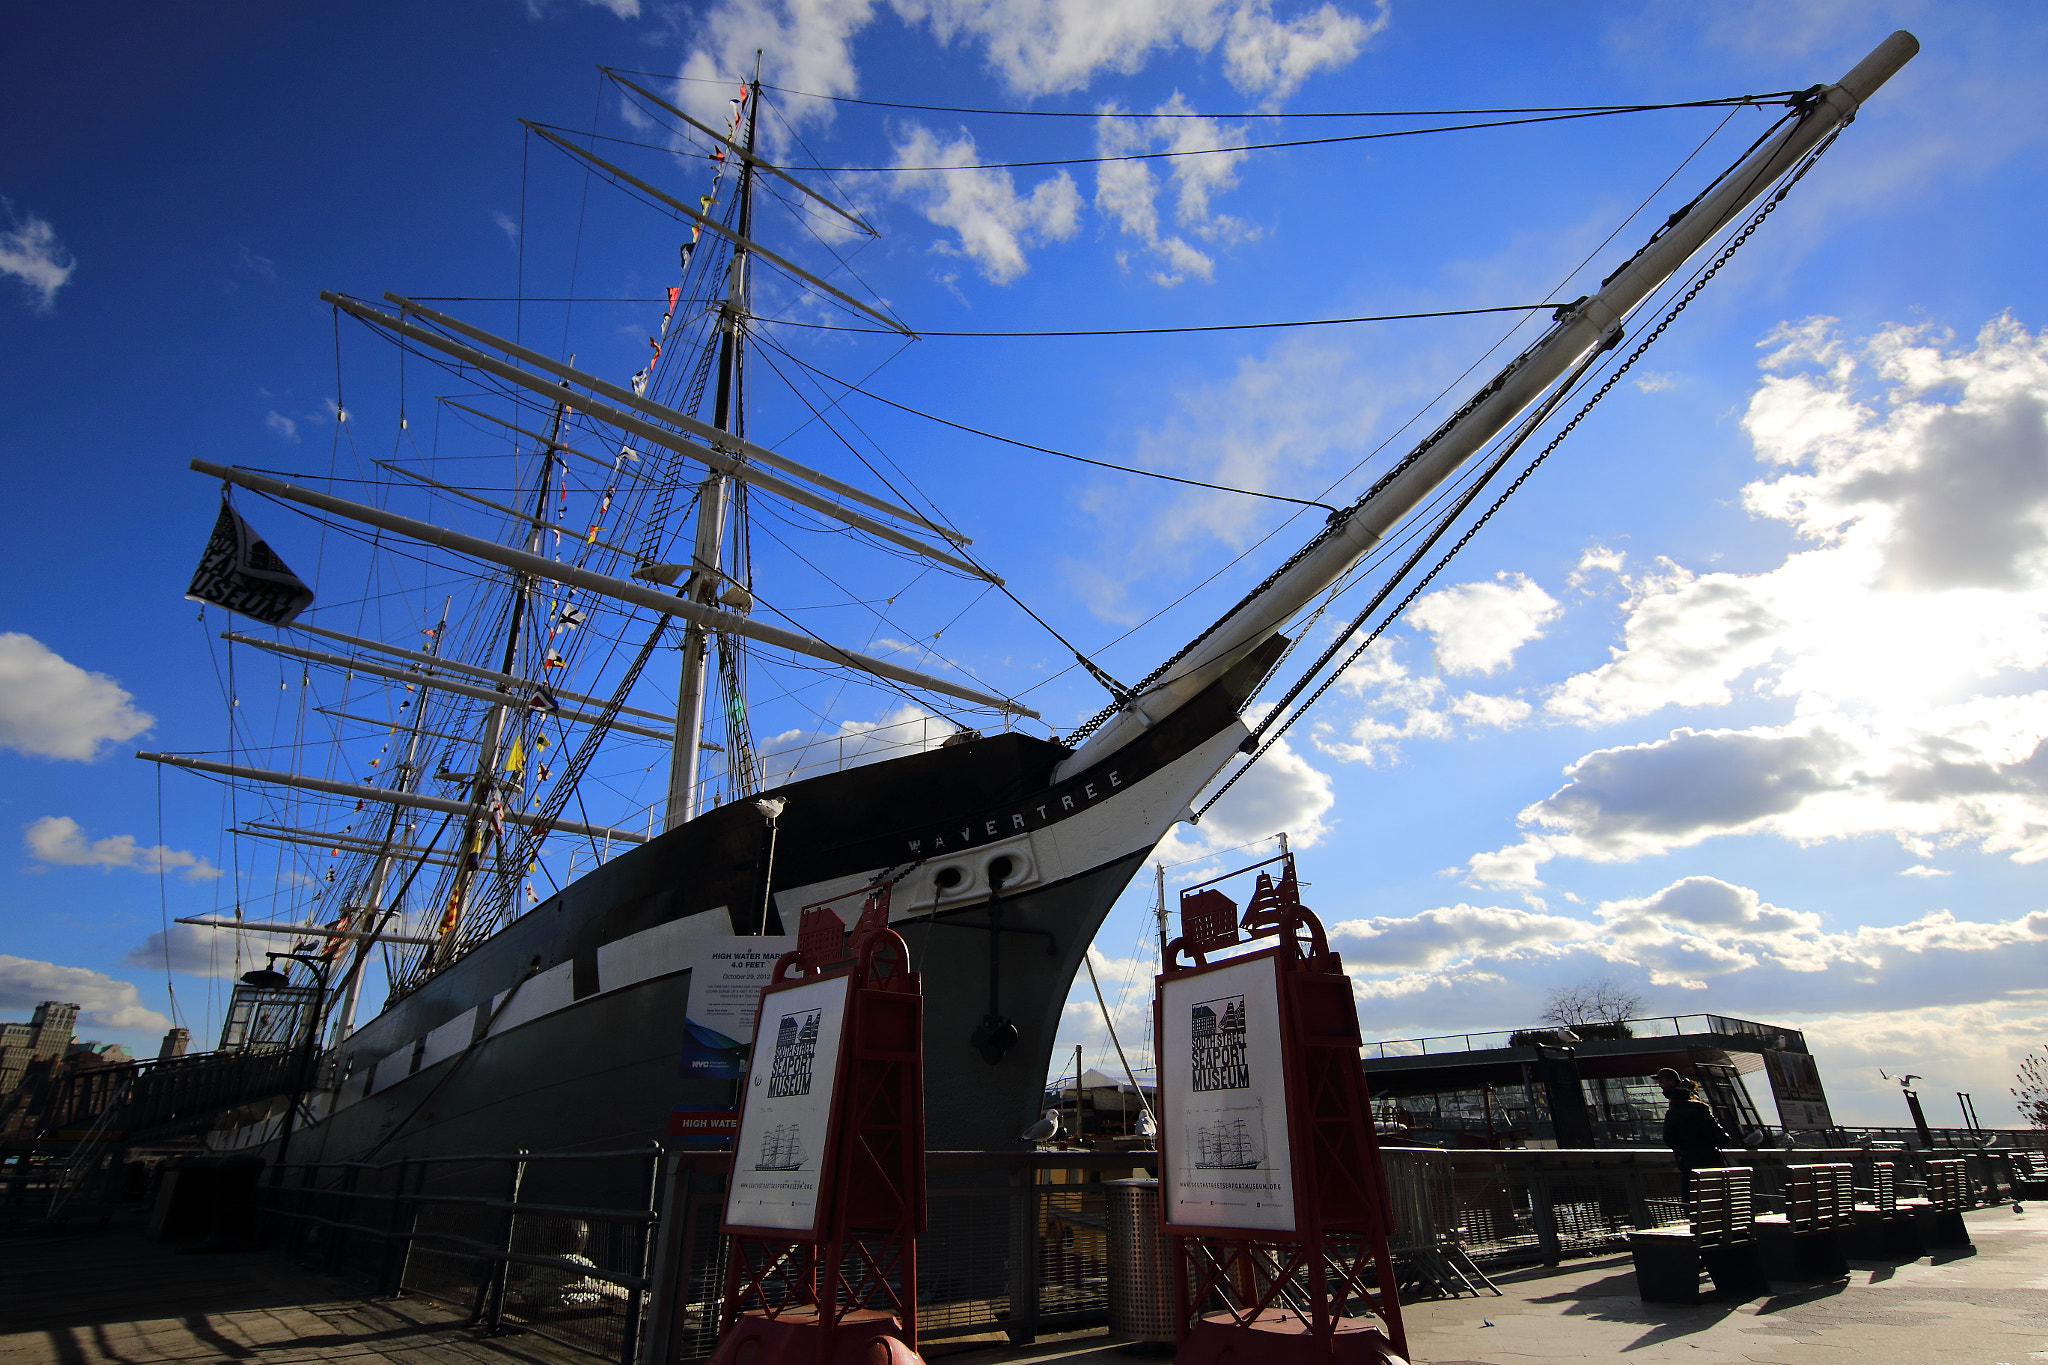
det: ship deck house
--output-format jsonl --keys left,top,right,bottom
{"left": 1359, "top": 1014, "right": 1828, "bottom": 1148}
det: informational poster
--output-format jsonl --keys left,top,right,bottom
{"left": 1160, "top": 956, "right": 1297, "bottom": 1232}
{"left": 725, "top": 973, "right": 850, "bottom": 1233}
{"left": 1762, "top": 1049, "right": 1835, "bottom": 1131}
{"left": 678, "top": 936, "right": 796, "bottom": 1081}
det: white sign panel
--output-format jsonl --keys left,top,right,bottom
{"left": 1160, "top": 956, "right": 1297, "bottom": 1232}
{"left": 725, "top": 973, "right": 851, "bottom": 1233}
{"left": 685, "top": 936, "right": 797, "bottom": 1043}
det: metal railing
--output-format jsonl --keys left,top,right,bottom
{"left": 640, "top": 1150, "right": 1155, "bottom": 1364}
{"left": 250, "top": 1139, "right": 2043, "bottom": 1362}
{"left": 255, "top": 1146, "right": 1156, "bottom": 1365}
{"left": 257, "top": 1147, "right": 663, "bottom": 1364}
{"left": 1376, "top": 1144, "right": 2033, "bottom": 1269}
{"left": 1364, "top": 1013, "right": 1806, "bottom": 1058}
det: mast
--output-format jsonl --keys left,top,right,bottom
{"left": 328, "top": 607, "right": 445, "bottom": 1041}
{"left": 667, "top": 64, "right": 758, "bottom": 832}
{"left": 430, "top": 423, "right": 559, "bottom": 954}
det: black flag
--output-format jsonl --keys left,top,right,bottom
{"left": 186, "top": 497, "right": 315, "bottom": 626}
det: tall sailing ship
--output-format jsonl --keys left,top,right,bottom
{"left": 147, "top": 35, "right": 1918, "bottom": 1161}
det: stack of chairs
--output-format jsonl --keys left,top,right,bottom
{"left": 1627, "top": 1167, "right": 1767, "bottom": 1303}
{"left": 1754, "top": 1164, "right": 1852, "bottom": 1281}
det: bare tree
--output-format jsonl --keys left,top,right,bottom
{"left": 1540, "top": 977, "right": 1645, "bottom": 1027}
{"left": 2015, "top": 1046, "right": 2048, "bottom": 1132}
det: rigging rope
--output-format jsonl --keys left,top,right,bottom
{"left": 533, "top": 97, "right": 1791, "bottom": 174}
{"left": 607, "top": 68, "right": 1805, "bottom": 121}
{"left": 760, "top": 302, "right": 1564, "bottom": 339}
{"left": 751, "top": 334, "right": 1337, "bottom": 511}
{"left": 1195, "top": 126, "right": 1842, "bottom": 819}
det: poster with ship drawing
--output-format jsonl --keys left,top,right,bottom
{"left": 1160, "top": 956, "right": 1296, "bottom": 1231}
{"left": 724, "top": 974, "right": 850, "bottom": 1233}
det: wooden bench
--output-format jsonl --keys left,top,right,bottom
{"left": 1754, "top": 1163, "right": 1851, "bottom": 1281}
{"left": 1628, "top": 1167, "right": 1767, "bottom": 1303}
{"left": 1923, "top": 1158, "right": 1972, "bottom": 1247}
{"left": 2010, "top": 1151, "right": 2048, "bottom": 1199}
{"left": 1848, "top": 1159, "right": 1920, "bottom": 1259}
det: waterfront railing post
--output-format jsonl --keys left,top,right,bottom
{"left": 480, "top": 1151, "right": 527, "bottom": 1332}
{"left": 1006, "top": 1162, "right": 1040, "bottom": 1345}
{"left": 622, "top": 1142, "right": 662, "bottom": 1365}
{"left": 1529, "top": 1166, "right": 1561, "bottom": 1266}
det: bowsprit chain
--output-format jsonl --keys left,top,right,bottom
{"left": 1194, "top": 128, "right": 1840, "bottom": 820}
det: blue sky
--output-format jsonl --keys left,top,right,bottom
{"left": 3, "top": 0, "right": 2045, "bottom": 1129}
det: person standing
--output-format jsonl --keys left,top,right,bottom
{"left": 1655, "top": 1067, "right": 1730, "bottom": 1185}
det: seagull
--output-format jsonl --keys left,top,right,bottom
{"left": 1136, "top": 1111, "right": 1157, "bottom": 1139}
{"left": 1021, "top": 1110, "right": 1060, "bottom": 1144}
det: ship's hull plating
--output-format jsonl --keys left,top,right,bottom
{"left": 285, "top": 638, "right": 1287, "bottom": 1162}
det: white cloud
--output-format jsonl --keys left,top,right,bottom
{"left": 1331, "top": 873, "right": 2048, "bottom": 1050}
{"left": 581, "top": 0, "right": 641, "bottom": 15}
{"left": 1473, "top": 317, "right": 2048, "bottom": 884}
{"left": 1220, "top": 0, "right": 1383, "bottom": 98}
{"left": 1093, "top": 94, "right": 1259, "bottom": 285}
{"left": 0, "top": 955, "right": 169, "bottom": 1034}
{"left": 674, "top": 0, "right": 877, "bottom": 134}
{"left": 1567, "top": 543, "right": 1627, "bottom": 590}
{"left": 1553, "top": 316, "right": 2048, "bottom": 730}
{"left": 24, "top": 817, "right": 220, "bottom": 881}
{"left": 492, "top": 210, "right": 520, "bottom": 245}
{"left": 1312, "top": 638, "right": 1535, "bottom": 766}
{"left": 0, "top": 633, "right": 154, "bottom": 761}
{"left": 1899, "top": 864, "right": 1949, "bottom": 877}
{"left": 1157, "top": 727, "right": 1333, "bottom": 866}
{"left": 264, "top": 410, "right": 298, "bottom": 442}
{"left": 1447, "top": 691, "right": 1531, "bottom": 729}
{"left": 0, "top": 200, "right": 76, "bottom": 313}
{"left": 891, "top": 124, "right": 1081, "bottom": 284}
{"left": 1333, "top": 901, "right": 1591, "bottom": 972}
{"left": 903, "top": 0, "right": 1379, "bottom": 99}
{"left": 673, "top": 0, "right": 1382, "bottom": 143}
{"left": 1793, "top": 1001, "right": 2048, "bottom": 1128}
{"left": 1407, "top": 572, "right": 1560, "bottom": 676}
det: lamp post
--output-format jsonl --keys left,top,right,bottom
{"left": 752, "top": 797, "right": 786, "bottom": 935}
{"left": 240, "top": 951, "right": 332, "bottom": 1170}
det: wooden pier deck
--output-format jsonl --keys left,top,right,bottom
{"left": 0, "top": 1222, "right": 586, "bottom": 1365}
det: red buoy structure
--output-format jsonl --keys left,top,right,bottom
{"left": 1155, "top": 851, "right": 1408, "bottom": 1365}
{"left": 709, "top": 883, "right": 928, "bottom": 1365}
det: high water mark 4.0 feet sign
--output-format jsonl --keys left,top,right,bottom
{"left": 1160, "top": 955, "right": 1297, "bottom": 1232}
{"left": 725, "top": 973, "right": 850, "bottom": 1234}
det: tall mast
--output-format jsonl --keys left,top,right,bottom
{"left": 435, "top": 418, "right": 560, "bottom": 952}
{"left": 666, "top": 64, "right": 758, "bottom": 832}
{"left": 328, "top": 602, "right": 449, "bottom": 1042}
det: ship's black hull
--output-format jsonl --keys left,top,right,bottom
{"left": 272, "top": 636, "right": 1287, "bottom": 1163}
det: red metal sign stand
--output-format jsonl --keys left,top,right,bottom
{"left": 1156, "top": 853, "right": 1409, "bottom": 1365}
{"left": 710, "top": 884, "right": 929, "bottom": 1365}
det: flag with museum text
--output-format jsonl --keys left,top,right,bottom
{"left": 185, "top": 497, "right": 315, "bottom": 626}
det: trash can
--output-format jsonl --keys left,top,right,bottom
{"left": 1105, "top": 1178, "right": 1175, "bottom": 1343}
